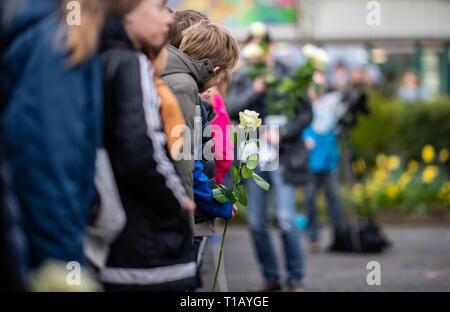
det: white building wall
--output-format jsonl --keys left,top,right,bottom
{"left": 231, "top": 0, "right": 450, "bottom": 42}
{"left": 300, "top": 0, "right": 450, "bottom": 41}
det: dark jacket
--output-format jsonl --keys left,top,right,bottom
{"left": 0, "top": 0, "right": 102, "bottom": 268}
{"left": 0, "top": 155, "right": 28, "bottom": 291}
{"left": 99, "top": 17, "right": 198, "bottom": 291}
{"left": 227, "top": 60, "right": 313, "bottom": 185}
{"left": 279, "top": 98, "right": 313, "bottom": 185}
{"left": 227, "top": 60, "right": 289, "bottom": 122}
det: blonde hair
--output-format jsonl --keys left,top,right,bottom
{"left": 169, "top": 9, "right": 209, "bottom": 49}
{"left": 179, "top": 21, "right": 239, "bottom": 73}
{"left": 62, "top": 0, "right": 105, "bottom": 67}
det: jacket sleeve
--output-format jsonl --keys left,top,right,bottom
{"left": 280, "top": 98, "right": 313, "bottom": 142}
{"left": 161, "top": 79, "right": 197, "bottom": 200}
{"left": 107, "top": 53, "right": 186, "bottom": 211}
{"left": 193, "top": 160, "right": 233, "bottom": 220}
{"left": 227, "top": 72, "right": 261, "bottom": 121}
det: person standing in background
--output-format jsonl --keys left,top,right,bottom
{"left": 398, "top": 70, "right": 428, "bottom": 103}
{"left": 227, "top": 27, "right": 311, "bottom": 292}
{"left": 303, "top": 71, "right": 346, "bottom": 252}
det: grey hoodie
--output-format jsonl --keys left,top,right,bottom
{"left": 161, "top": 45, "right": 217, "bottom": 236}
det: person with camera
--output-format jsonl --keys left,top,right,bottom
{"left": 302, "top": 70, "right": 347, "bottom": 253}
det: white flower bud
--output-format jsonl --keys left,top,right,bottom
{"left": 242, "top": 43, "right": 264, "bottom": 60}
{"left": 303, "top": 44, "right": 330, "bottom": 70}
{"left": 250, "top": 21, "right": 267, "bottom": 38}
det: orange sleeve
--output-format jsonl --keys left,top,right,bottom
{"left": 155, "top": 78, "right": 186, "bottom": 160}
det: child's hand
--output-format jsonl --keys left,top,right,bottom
{"left": 305, "top": 137, "right": 316, "bottom": 150}
{"left": 228, "top": 204, "right": 238, "bottom": 222}
{"left": 201, "top": 87, "right": 217, "bottom": 103}
{"left": 182, "top": 196, "right": 196, "bottom": 215}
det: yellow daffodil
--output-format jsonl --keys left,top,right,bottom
{"left": 352, "top": 183, "right": 364, "bottom": 198}
{"left": 376, "top": 154, "right": 388, "bottom": 169}
{"left": 374, "top": 169, "right": 388, "bottom": 182}
{"left": 439, "top": 183, "right": 450, "bottom": 206}
{"left": 398, "top": 172, "right": 412, "bottom": 190}
{"left": 386, "top": 184, "right": 400, "bottom": 200}
{"left": 366, "top": 182, "right": 377, "bottom": 196}
{"left": 422, "top": 165, "right": 439, "bottom": 184}
{"left": 439, "top": 148, "right": 449, "bottom": 163}
{"left": 422, "top": 145, "right": 435, "bottom": 163}
{"left": 352, "top": 159, "right": 366, "bottom": 175}
{"left": 387, "top": 155, "right": 401, "bottom": 171}
{"left": 407, "top": 160, "right": 419, "bottom": 173}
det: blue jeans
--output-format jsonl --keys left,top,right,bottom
{"left": 246, "top": 166, "right": 304, "bottom": 285}
{"left": 304, "top": 171, "right": 344, "bottom": 243}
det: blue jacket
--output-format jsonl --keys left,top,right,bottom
{"left": 194, "top": 160, "right": 233, "bottom": 220}
{"left": 0, "top": 0, "right": 102, "bottom": 267}
{"left": 302, "top": 126, "right": 340, "bottom": 173}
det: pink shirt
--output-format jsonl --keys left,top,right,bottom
{"left": 211, "top": 92, "right": 233, "bottom": 185}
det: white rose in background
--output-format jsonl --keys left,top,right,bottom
{"left": 250, "top": 21, "right": 267, "bottom": 38}
{"left": 242, "top": 43, "right": 264, "bottom": 60}
{"left": 302, "top": 44, "right": 330, "bottom": 71}
{"left": 239, "top": 109, "right": 262, "bottom": 131}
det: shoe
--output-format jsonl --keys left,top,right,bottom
{"left": 253, "top": 281, "right": 282, "bottom": 292}
{"left": 287, "top": 283, "right": 305, "bottom": 292}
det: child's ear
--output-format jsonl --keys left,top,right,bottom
{"left": 213, "top": 66, "right": 221, "bottom": 74}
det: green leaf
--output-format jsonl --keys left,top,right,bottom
{"left": 246, "top": 153, "right": 259, "bottom": 170}
{"left": 231, "top": 166, "right": 240, "bottom": 184}
{"left": 213, "top": 187, "right": 228, "bottom": 204}
{"left": 242, "top": 166, "right": 253, "bottom": 179}
{"left": 252, "top": 172, "right": 270, "bottom": 192}
{"left": 232, "top": 191, "right": 240, "bottom": 205}
{"left": 225, "top": 189, "right": 237, "bottom": 204}
{"left": 239, "top": 187, "right": 248, "bottom": 206}
{"left": 236, "top": 201, "right": 246, "bottom": 211}
{"left": 238, "top": 184, "right": 248, "bottom": 193}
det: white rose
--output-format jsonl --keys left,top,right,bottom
{"left": 242, "top": 43, "right": 264, "bottom": 60}
{"left": 250, "top": 21, "right": 267, "bottom": 38}
{"left": 303, "top": 44, "right": 330, "bottom": 70}
{"left": 239, "top": 109, "right": 262, "bottom": 131}
{"left": 302, "top": 44, "right": 317, "bottom": 58}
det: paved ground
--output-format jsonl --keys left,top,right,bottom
{"left": 198, "top": 223, "right": 450, "bottom": 292}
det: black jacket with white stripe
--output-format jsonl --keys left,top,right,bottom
{"left": 98, "top": 17, "right": 198, "bottom": 291}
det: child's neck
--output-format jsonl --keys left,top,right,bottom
{"left": 123, "top": 24, "right": 142, "bottom": 51}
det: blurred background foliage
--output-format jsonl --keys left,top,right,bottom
{"left": 231, "top": 93, "right": 450, "bottom": 224}
{"left": 350, "top": 92, "right": 450, "bottom": 170}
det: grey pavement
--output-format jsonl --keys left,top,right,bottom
{"left": 198, "top": 223, "right": 450, "bottom": 292}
